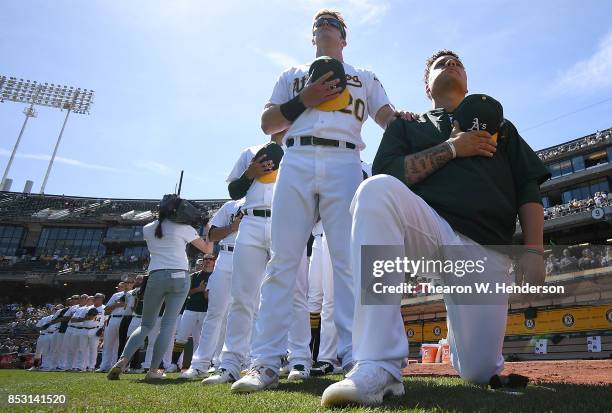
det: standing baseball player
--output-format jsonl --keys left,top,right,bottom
{"left": 29, "top": 310, "right": 58, "bottom": 371}
{"left": 61, "top": 294, "right": 89, "bottom": 371}
{"left": 46, "top": 297, "right": 74, "bottom": 370}
{"left": 232, "top": 9, "right": 405, "bottom": 392}
{"left": 321, "top": 50, "right": 549, "bottom": 406}
{"left": 87, "top": 293, "right": 105, "bottom": 371}
{"left": 71, "top": 296, "right": 97, "bottom": 372}
{"left": 180, "top": 199, "right": 243, "bottom": 379}
{"left": 202, "top": 133, "right": 284, "bottom": 385}
{"left": 309, "top": 162, "right": 370, "bottom": 375}
{"left": 97, "top": 282, "right": 130, "bottom": 372}
{"left": 169, "top": 256, "right": 213, "bottom": 371}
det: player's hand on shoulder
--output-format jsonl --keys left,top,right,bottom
{"left": 245, "top": 154, "right": 274, "bottom": 179}
{"left": 448, "top": 121, "right": 497, "bottom": 158}
{"left": 300, "top": 71, "right": 341, "bottom": 108}
{"left": 394, "top": 110, "right": 418, "bottom": 121}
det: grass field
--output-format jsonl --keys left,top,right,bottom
{"left": 0, "top": 370, "right": 611, "bottom": 412}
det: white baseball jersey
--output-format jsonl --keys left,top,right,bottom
{"left": 106, "top": 292, "right": 127, "bottom": 316}
{"left": 120, "top": 291, "right": 135, "bottom": 316}
{"left": 227, "top": 145, "right": 276, "bottom": 210}
{"left": 269, "top": 63, "right": 391, "bottom": 150}
{"left": 209, "top": 199, "right": 244, "bottom": 247}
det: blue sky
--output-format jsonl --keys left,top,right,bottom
{"left": 1, "top": 0, "right": 611, "bottom": 199}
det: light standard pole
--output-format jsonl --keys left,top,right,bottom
{"left": 1, "top": 102, "right": 37, "bottom": 189}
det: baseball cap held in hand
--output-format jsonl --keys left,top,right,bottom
{"left": 255, "top": 142, "right": 284, "bottom": 184}
{"left": 453, "top": 94, "right": 504, "bottom": 142}
{"left": 308, "top": 56, "right": 350, "bottom": 112}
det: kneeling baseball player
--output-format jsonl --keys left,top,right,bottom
{"left": 321, "top": 49, "right": 550, "bottom": 406}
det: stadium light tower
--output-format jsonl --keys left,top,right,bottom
{"left": 0, "top": 75, "right": 94, "bottom": 193}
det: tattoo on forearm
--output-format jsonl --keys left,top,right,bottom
{"left": 403, "top": 143, "right": 453, "bottom": 186}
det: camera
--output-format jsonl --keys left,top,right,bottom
{"left": 159, "top": 194, "right": 208, "bottom": 227}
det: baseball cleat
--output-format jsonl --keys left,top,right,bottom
{"left": 144, "top": 369, "right": 167, "bottom": 381}
{"left": 279, "top": 365, "right": 290, "bottom": 377}
{"left": 310, "top": 360, "right": 342, "bottom": 376}
{"left": 107, "top": 357, "right": 129, "bottom": 380}
{"left": 321, "top": 362, "right": 404, "bottom": 407}
{"left": 231, "top": 366, "right": 279, "bottom": 393}
{"left": 179, "top": 367, "right": 208, "bottom": 379}
{"left": 489, "top": 374, "right": 529, "bottom": 390}
{"left": 207, "top": 366, "right": 216, "bottom": 374}
{"left": 201, "top": 368, "right": 237, "bottom": 385}
{"left": 287, "top": 364, "right": 310, "bottom": 381}
{"left": 95, "top": 368, "right": 108, "bottom": 373}
{"left": 128, "top": 368, "right": 145, "bottom": 374}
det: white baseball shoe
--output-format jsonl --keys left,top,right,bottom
{"left": 321, "top": 362, "right": 404, "bottom": 407}
{"left": 201, "top": 368, "right": 237, "bottom": 385}
{"left": 207, "top": 366, "right": 216, "bottom": 374}
{"left": 287, "top": 364, "right": 310, "bottom": 381}
{"left": 231, "top": 366, "right": 279, "bottom": 393}
{"left": 179, "top": 367, "right": 208, "bottom": 379}
{"left": 278, "top": 365, "right": 290, "bottom": 377}
{"left": 144, "top": 369, "right": 167, "bottom": 381}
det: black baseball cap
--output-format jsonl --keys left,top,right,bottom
{"left": 308, "top": 56, "right": 350, "bottom": 111}
{"left": 453, "top": 94, "right": 504, "bottom": 142}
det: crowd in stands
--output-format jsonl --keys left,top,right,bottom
{"left": 537, "top": 127, "right": 612, "bottom": 162}
{"left": 544, "top": 192, "right": 610, "bottom": 220}
{"left": 0, "top": 304, "right": 55, "bottom": 355}
{"left": 0, "top": 253, "right": 149, "bottom": 274}
{"left": 0, "top": 192, "right": 225, "bottom": 222}
{"left": 545, "top": 245, "right": 612, "bottom": 276}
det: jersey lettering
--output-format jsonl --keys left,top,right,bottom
{"left": 338, "top": 95, "right": 366, "bottom": 122}
{"left": 292, "top": 76, "right": 308, "bottom": 96}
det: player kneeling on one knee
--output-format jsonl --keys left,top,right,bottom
{"left": 321, "top": 49, "right": 549, "bottom": 407}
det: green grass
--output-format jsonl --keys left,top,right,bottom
{"left": 0, "top": 370, "right": 610, "bottom": 412}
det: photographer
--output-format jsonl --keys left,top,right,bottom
{"left": 107, "top": 195, "right": 209, "bottom": 381}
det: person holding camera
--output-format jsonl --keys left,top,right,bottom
{"left": 107, "top": 195, "right": 209, "bottom": 381}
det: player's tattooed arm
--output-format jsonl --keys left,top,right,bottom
{"left": 403, "top": 143, "right": 454, "bottom": 186}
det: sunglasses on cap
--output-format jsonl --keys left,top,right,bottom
{"left": 313, "top": 17, "right": 346, "bottom": 38}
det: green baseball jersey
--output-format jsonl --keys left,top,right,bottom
{"left": 184, "top": 271, "right": 211, "bottom": 312}
{"left": 372, "top": 110, "right": 550, "bottom": 246}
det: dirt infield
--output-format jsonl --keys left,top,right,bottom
{"left": 402, "top": 360, "right": 612, "bottom": 385}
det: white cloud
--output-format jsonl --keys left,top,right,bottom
{"left": 132, "top": 160, "right": 174, "bottom": 177}
{"left": 0, "top": 148, "right": 131, "bottom": 174}
{"left": 0, "top": 149, "right": 178, "bottom": 179}
{"left": 554, "top": 29, "right": 612, "bottom": 94}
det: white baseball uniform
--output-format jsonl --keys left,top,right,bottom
{"left": 47, "top": 306, "right": 72, "bottom": 370}
{"left": 351, "top": 175, "right": 512, "bottom": 382}
{"left": 252, "top": 63, "right": 391, "bottom": 371}
{"left": 58, "top": 304, "right": 84, "bottom": 370}
{"left": 307, "top": 163, "right": 370, "bottom": 364}
{"left": 218, "top": 144, "right": 275, "bottom": 379}
{"left": 34, "top": 315, "right": 54, "bottom": 369}
{"left": 190, "top": 199, "right": 242, "bottom": 371}
{"left": 87, "top": 304, "right": 105, "bottom": 370}
{"left": 99, "top": 291, "right": 127, "bottom": 370}
{"left": 307, "top": 220, "right": 338, "bottom": 363}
